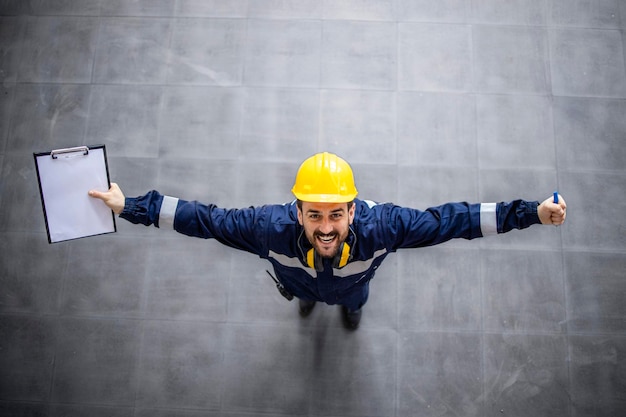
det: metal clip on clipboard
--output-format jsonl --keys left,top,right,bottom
{"left": 51, "top": 146, "right": 90, "bottom": 159}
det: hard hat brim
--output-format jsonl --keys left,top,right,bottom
{"left": 291, "top": 191, "right": 357, "bottom": 203}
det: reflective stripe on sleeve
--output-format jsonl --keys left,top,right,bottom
{"left": 480, "top": 203, "right": 497, "bottom": 236}
{"left": 159, "top": 196, "right": 179, "bottom": 229}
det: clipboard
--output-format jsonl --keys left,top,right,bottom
{"left": 34, "top": 145, "right": 116, "bottom": 244}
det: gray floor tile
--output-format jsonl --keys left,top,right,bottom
{"left": 397, "top": 92, "right": 477, "bottom": 168}
{"left": 550, "top": 28, "right": 626, "bottom": 97}
{"left": 623, "top": 30, "right": 626, "bottom": 79}
{"left": 8, "top": 83, "right": 90, "bottom": 153}
{"left": 18, "top": 16, "right": 98, "bottom": 83}
{"left": 398, "top": 166, "right": 479, "bottom": 209}
{"left": 482, "top": 249, "right": 566, "bottom": 333}
{"left": 398, "top": 331, "right": 483, "bottom": 417}
{"left": 478, "top": 168, "right": 558, "bottom": 205}
{"left": 158, "top": 87, "right": 243, "bottom": 160}
{"left": 560, "top": 171, "right": 626, "bottom": 251}
{"left": 167, "top": 18, "right": 245, "bottom": 86}
{"left": 59, "top": 235, "right": 149, "bottom": 317}
{"left": 0, "top": 401, "right": 47, "bottom": 417}
{"left": 233, "top": 161, "right": 297, "bottom": 206}
{"left": 322, "top": 0, "right": 395, "bottom": 22}
{"left": 321, "top": 21, "right": 396, "bottom": 90}
{"left": 239, "top": 88, "right": 319, "bottom": 162}
{"left": 135, "top": 408, "right": 220, "bottom": 417}
{"left": 93, "top": 17, "right": 172, "bottom": 84}
{"left": 319, "top": 89, "right": 396, "bottom": 164}
{"left": 220, "top": 324, "right": 312, "bottom": 415}
{"left": 0, "top": 17, "right": 23, "bottom": 84}
{"left": 107, "top": 156, "right": 159, "bottom": 196}
{"left": 554, "top": 97, "right": 626, "bottom": 172}
{"left": 565, "top": 251, "right": 626, "bottom": 334}
{"left": 228, "top": 253, "right": 298, "bottom": 325}
{"left": 307, "top": 327, "right": 397, "bottom": 417}
{"left": 397, "top": 247, "right": 482, "bottom": 332}
{"left": 357, "top": 254, "right": 398, "bottom": 329}
{"left": 144, "top": 236, "right": 230, "bottom": 321}
{"left": 350, "top": 162, "right": 400, "bottom": 203}
{"left": 483, "top": 334, "right": 570, "bottom": 417}
{"left": 473, "top": 25, "right": 550, "bottom": 94}
{"left": 569, "top": 335, "right": 626, "bottom": 417}
{"left": 31, "top": 0, "right": 100, "bottom": 16}
{"left": 156, "top": 158, "right": 240, "bottom": 206}
{"left": 0, "top": 83, "right": 14, "bottom": 153}
{"left": 398, "top": 23, "right": 472, "bottom": 92}
{"left": 397, "top": 0, "right": 469, "bottom": 23}
{"left": 0, "top": 154, "right": 49, "bottom": 234}
{"left": 0, "top": 114, "right": 7, "bottom": 162}
{"left": 243, "top": 19, "right": 321, "bottom": 88}
{"left": 0, "top": 314, "right": 57, "bottom": 401}
{"left": 174, "top": 0, "right": 248, "bottom": 18}
{"left": 0, "top": 1, "right": 34, "bottom": 15}
{"left": 100, "top": 0, "right": 175, "bottom": 17}
{"left": 87, "top": 85, "right": 161, "bottom": 158}
{"left": 49, "top": 404, "right": 134, "bottom": 417}
{"left": 51, "top": 317, "right": 141, "bottom": 405}
{"left": 136, "top": 320, "right": 225, "bottom": 410}
{"left": 549, "top": 0, "right": 622, "bottom": 29}
{"left": 471, "top": 0, "right": 547, "bottom": 25}
{"left": 476, "top": 94, "right": 555, "bottom": 170}
{"left": 0, "top": 232, "right": 67, "bottom": 313}
{"left": 247, "top": 0, "right": 322, "bottom": 19}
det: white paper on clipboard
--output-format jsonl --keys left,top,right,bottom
{"left": 34, "top": 145, "right": 116, "bottom": 243}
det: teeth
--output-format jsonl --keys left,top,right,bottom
{"left": 319, "top": 235, "right": 334, "bottom": 243}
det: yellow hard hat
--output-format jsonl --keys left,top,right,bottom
{"left": 292, "top": 152, "right": 358, "bottom": 203}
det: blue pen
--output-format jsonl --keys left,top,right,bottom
{"left": 553, "top": 191, "right": 559, "bottom": 204}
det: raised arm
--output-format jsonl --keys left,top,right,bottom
{"left": 89, "top": 184, "right": 269, "bottom": 255}
{"left": 386, "top": 193, "right": 567, "bottom": 250}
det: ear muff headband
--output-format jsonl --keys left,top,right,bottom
{"left": 306, "top": 242, "right": 351, "bottom": 271}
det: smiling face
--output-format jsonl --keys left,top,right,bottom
{"left": 297, "top": 201, "right": 356, "bottom": 259}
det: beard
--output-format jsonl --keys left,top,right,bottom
{"left": 307, "top": 229, "right": 349, "bottom": 259}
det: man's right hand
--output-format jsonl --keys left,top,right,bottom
{"left": 538, "top": 194, "right": 567, "bottom": 226}
{"left": 89, "top": 183, "right": 125, "bottom": 215}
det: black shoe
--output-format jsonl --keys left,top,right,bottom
{"left": 299, "top": 299, "right": 316, "bottom": 317}
{"left": 341, "top": 306, "right": 362, "bottom": 330}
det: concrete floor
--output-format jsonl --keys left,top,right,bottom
{"left": 1, "top": 1, "right": 626, "bottom": 416}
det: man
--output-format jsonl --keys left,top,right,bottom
{"left": 89, "top": 152, "right": 567, "bottom": 329}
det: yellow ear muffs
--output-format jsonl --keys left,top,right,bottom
{"left": 335, "top": 242, "right": 351, "bottom": 268}
{"left": 306, "top": 247, "right": 316, "bottom": 269}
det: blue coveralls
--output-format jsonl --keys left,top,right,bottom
{"left": 120, "top": 192, "right": 541, "bottom": 311}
